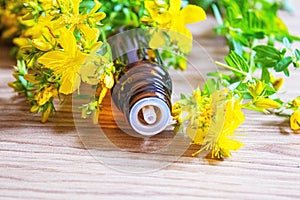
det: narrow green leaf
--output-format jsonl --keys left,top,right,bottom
{"left": 283, "top": 37, "right": 291, "bottom": 50}
{"left": 225, "top": 51, "right": 249, "bottom": 76}
{"left": 295, "top": 49, "right": 300, "bottom": 60}
{"left": 274, "top": 56, "right": 292, "bottom": 72}
{"left": 18, "top": 75, "right": 28, "bottom": 88}
{"left": 283, "top": 68, "right": 290, "bottom": 76}
{"left": 212, "top": 3, "right": 223, "bottom": 25}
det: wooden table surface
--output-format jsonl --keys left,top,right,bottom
{"left": 1, "top": 4, "right": 300, "bottom": 200}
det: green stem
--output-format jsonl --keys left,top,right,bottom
{"left": 215, "top": 61, "right": 249, "bottom": 76}
{"left": 212, "top": 4, "right": 223, "bottom": 26}
{"left": 249, "top": 39, "right": 258, "bottom": 73}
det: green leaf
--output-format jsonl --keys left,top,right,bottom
{"left": 264, "top": 84, "right": 276, "bottom": 96}
{"left": 211, "top": 3, "right": 223, "bottom": 25}
{"left": 180, "top": 93, "right": 187, "bottom": 99}
{"left": 228, "top": 37, "right": 244, "bottom": 55}
{"left": 226, "top": 5, "right": 242, "bottom": 27}
{"left": 254, "top": 45, "right": 282, "bottom": 68}
{"left": 18, "top": 75, "right": 28, "bottom": 88}
{"left": 203, "top": 78, "right": 218, "bottom": 96}
{"left": 274, "top": 56, "right": 292, "bottom": 72}
{"left": 225, "top": 51, "right": 249, "bottom": 76}
{"left": 234, "top": 82, "right": 252, "bottom": 99}
{"left": 283, "top": 68, "right": 290, "bottom": 77}
{"left": 229, "top": 31, "right": 249, "bottom": 47}
{"left": 283, "top": 37, "right": 291, "bottom": 50}
{"left": 261, "top": 67, "right": 270, "bottom": 83}
{"left": 295, "top": 49, "right": 300, "bottom": 60}
{"left": 244, "top": 10, "right": 263, "bottom": 33}
{"left": 253, "top": 45, "right": 281, "bottom": 60}
{"left": 213, "top": 25, "right": 228, "bottom": 35}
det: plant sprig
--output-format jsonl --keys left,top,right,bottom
{"left": 207, "top": 0, "right": 300, "bottom": 127}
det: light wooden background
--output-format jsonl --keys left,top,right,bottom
{"left": 1, "top": 3, "right": 300, "bottom": 199}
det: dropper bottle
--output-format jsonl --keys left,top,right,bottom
{"left": 110, "top": 32, "right": 172, "bottom": 137}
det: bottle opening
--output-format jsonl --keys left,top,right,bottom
{"left": 129, "top": 97, "right": 171, "bottom": 136}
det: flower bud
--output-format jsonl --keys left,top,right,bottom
{"left": 292, "top": 96, "right": 300, "bottom": 108}
{"left": 272, "top": 78, "right": 284, "bottom": 91}
{"left": 177, "top": 56, "right": 187, "bottom": 70}
{"left": 32, "top": 39, "right": 53, "bottom": 51}
{"left": 295, "top": 60, "right": 300, "bottom": 68}
{"left": 290, "top": 110, "right": 300, "bottom": 131}
{"left": 255, "top": 81, "right": 264, "bottom": 96}
{"left": 30, "top": 105, "right": 39, "bottom": 113}
{"left": 254, "top": 98, "right": 281, "bottom": 109}
{"left": 41, "top": 105, "right": 52, "bottom": 123}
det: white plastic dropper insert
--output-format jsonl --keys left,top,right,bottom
{"left": 142, "top": 105, "right": 157, "bottom": 125}
{"left": 128, "top": 97, "right": 171, "bottom": 137}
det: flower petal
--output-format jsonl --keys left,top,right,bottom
{"left": 38, "top": 51, "right": 67, "bottom": 70}
{"left": 180, "top": 5, "right": 206, "bottom": 24}
{"left": 58, "top": 28, "right": 76, "bottom": 54}
{"left": 169, "top": 0, "right": 181, "bottom": 14}
{"left": 59, "top": 71, "right": 81, "bottom": 95}
{"left": 149, "top": 31, "right": 167, "bottom": 49}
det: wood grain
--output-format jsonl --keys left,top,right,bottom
{"left": 1, "top": 3, "right": 300, "bottom": 200}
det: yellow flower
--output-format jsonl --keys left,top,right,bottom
{"left": 187, "top": 105, "right": 212, "bottom": 145}
{"left": 211, "top": 98, "right": 244, "bottom": 158}
{"left": 35, "top": 86, "right": 58, "bottom": 106}
{"left": 192, "top": 92, "right": 244, "bottom": 158}
{"left": 97, "top": 72, "right": 114, "bottom": 105}
{"left": 145, "top": 0, "right": 206, "bottom": 38}
{"left": 0, "top": 10, "right": 19, "bottom": 39}
{"left": 13, "top": 37, "right": 32, "bottom": 50}
{"left": 79, "top": 26, "right": 102, "bottom": 52}
{"left": 248, "top": 80, "right": 265, "bottom": 98}
{"left": 290, "top": 110, "right": 300, "bottom": 131}
{"left": 39, "top": 0, "right": 58, "bottom": 11}
{"left": 32, "top": 28, "right": 57, "bottom": 51}
{"left": 58, "top": 0, "right": 105, "bottom": 33}
{"left": 172, "top": 102, "right": 183, "bottom": 122}
{"left": 23, "top": 14, "right": 57, "bottom": 39}
{"left": 38, "top": 28, "right": 88, "bottom": 94}
{"left": 145, "top": 0, "right": 206, "bottom": 52}
{"left": 176, "top": 87, "right": 213, "bottom": 144}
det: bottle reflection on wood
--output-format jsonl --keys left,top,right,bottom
{"left": 111, "top": 35, "right": 173, "bottom": 136}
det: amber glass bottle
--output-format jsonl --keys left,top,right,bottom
{"left": 111, "top": 41, "right": 173, "bottom": 136}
